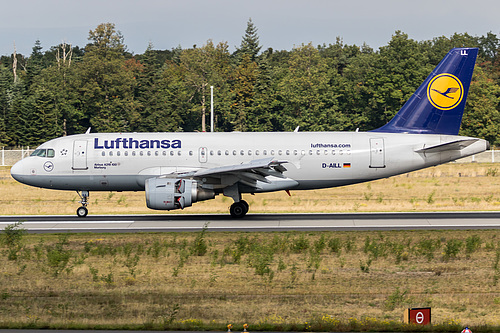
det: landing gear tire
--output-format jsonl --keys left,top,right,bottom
{"left": 76, "top": 190, "right": 90, "bottom": 217}
{"left": 76, "top": 206, "right": 88, "bottom": 218}
{"left": 230, "top": 200, "right": 249, "bottom": 218}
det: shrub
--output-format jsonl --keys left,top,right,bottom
{"left": 290, "top": 234, "right": 309, "bottom": 253}
{"left": 328, "top": 237, "right": 342, "bottom": 254}
{"left": 191, "top": 223, "right": 209, "bottom": 256}
{"left": 443, "top": 239, "right": 463, "bottom": 261}
{"left": 417, "top": 238, "right": 441, "bottom": 261}
{"left": 2, "top": 222, "right": 26, "bottom": 261}
{"left": 465, "top": 235, "right": 482, "bottom": 256}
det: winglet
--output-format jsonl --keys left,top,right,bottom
{"left": 372, "top": 48, "right": 478, "bottom": 135}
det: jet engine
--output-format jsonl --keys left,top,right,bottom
{"left": 145, "top": 178, "right": 215, "bottom": 210}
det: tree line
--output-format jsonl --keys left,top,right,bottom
{"left": 1, "top": 21, "right": 500, "bottom": 147}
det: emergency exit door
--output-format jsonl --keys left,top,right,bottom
{"left": 198, "top": 147, "right": 208, "bottom": 163}
{"left": 72, "top": 140, "right": 88, "bottom": 170}
{"left": 369, "top": 138, "right": 385, "bottom": 168}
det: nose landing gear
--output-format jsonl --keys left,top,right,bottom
{"left": 76, "top": 190, "right": 89, "bottom": 217}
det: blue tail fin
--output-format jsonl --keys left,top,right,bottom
{"left": 372, "top": 48, "right": 478, "bottom": 135}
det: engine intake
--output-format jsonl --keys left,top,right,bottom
{"left": 145, "top": 178, "right": 215, "bottom": 210}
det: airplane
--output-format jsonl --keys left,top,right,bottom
{"left": 10, "top": 47, "right": 489, "bottom": 218}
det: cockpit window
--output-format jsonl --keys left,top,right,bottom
{"left": 31, "top": 149, "right": 46, "bottom": 157}
{"left": 30, "top": 148, "right": 55, "bottom": 158}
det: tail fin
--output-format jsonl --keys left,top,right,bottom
{"left": 372, "top": 48, "right": 478, "bottom": 135}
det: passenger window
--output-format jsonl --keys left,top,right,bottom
{"left": 162, "top": 151, "right": 166, "bottom": 156}
{"left": 147, "top": 151, "right": 152, "bottom": 156}
{"left": 233, "top": 150, "right": 237, "bottom": 156}
{"left": 125, "top": 151, "right": 129, "bottom": 156}
{"left": 117, "top": 151, "right": 121, "bottom": 156}
{"left": 248, "top": 150, "right": 252, "bottom": 156}
{"left": 139, "top": 151, "right": 144, "bottom": 156}
{"left": 102, "top": 151, "right": 106, "bottom": 157}
{"left": 255, "top": 150, "right": 260, "bottom": 156}
{"left": 225, "top": 150, "right": 229, "bottom": 156}
{"left": 240, "top": 150, "right": 245, "bottom": 155}
{"left": 189, "top": 151, "right": 194, "bottom": 156}
{"left": 218, "top": 150, "right": 222, "bottom": 156}
{"left": 110, "top": 151, "right": 114, "bottom": 156}
{"left": 324, "top": 150, "right": 328, "bottom": 155}
{"left": 177, "top": 151, "right": 182, "bottom": 156}
{"left": 278, "top": 150, "right": 282, "bottom": 155}
{"left": 332, "top": 150, "right": 336, "bottom": 155}
{"left": 132, "top": 151, "right": 136, "bottom": 156}
{"left": 263, "top": 150, "right": 267, "bottom": 156}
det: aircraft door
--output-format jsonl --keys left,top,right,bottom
{"left": 198, "top": 147, "right": 208, "bottom": 163}
{"left": 369, "top": 138, "right": 385, "bottom": 168}
{"left": 72, "top": 140, "right": 88, "bottom": 170}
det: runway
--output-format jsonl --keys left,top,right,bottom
{"left": 0, "top": 212, "right": 499, "bottom": 233}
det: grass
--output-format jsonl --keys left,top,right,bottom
{"left": 3, "top": 162, "right": 500, "bottom": 215}
{"left": 0, "top": 228, "right": 498, "bottom": 331}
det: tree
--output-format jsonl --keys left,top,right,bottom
{"left": 461, "top": 66, "right": 500, "bottom": 145}
{"left": 362, "top": 32, "right": 429, "bottom": 129}
{"left": 228, "top": 54, "right": 258, "bottom": 131}
{"left": 236, "top": 18, "right": 262, "bottom": 62}
{"left": 0, "top": 65, "right": 11, "bottom": 145}
{"left": 247, "top": 50, "right": 275, "bottom": 131}
{"left": 179, "top": 41, "right": 231, "bottom": 132}
{"left": 72, "top": 23, "right": 140, "bottom": 133}
{"left": 277, "top": 43, "right": 341, "bottom": 131}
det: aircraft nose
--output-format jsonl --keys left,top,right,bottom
{"left": 10, "top": 160, "right": 26, "bottom": 183}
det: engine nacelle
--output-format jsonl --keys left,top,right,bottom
{"left": 145, "top": 178, "right": 215, "bottom": 210}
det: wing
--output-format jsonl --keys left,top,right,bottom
{"left": 163, "top": 157, "right": 298, "bottom": 191}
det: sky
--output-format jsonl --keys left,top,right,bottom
{"left": 1, "top": 0, "right": 499, "bottom": 56}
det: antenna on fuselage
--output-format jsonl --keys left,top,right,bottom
{"left": 294, "top": 126, "right": 300, "bottom": 132}
{"left": 85, "top": 127, "right": 91, "bottom": 134}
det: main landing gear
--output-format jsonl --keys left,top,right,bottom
{"left": 229, "top": 200, "right": 249, "bottom": 218}
{"left": 224, "top": 184, "right": 249, "bottom": 218}
{"left": 76, "top": 190, "right": 89, "bottom": 217}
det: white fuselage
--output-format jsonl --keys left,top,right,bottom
{"left": 11, "top": 131, "right": 488, "bottom": 194}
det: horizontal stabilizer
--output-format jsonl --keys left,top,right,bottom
{"left": 414, "top": 139, "right": 479, "bottom": 153}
